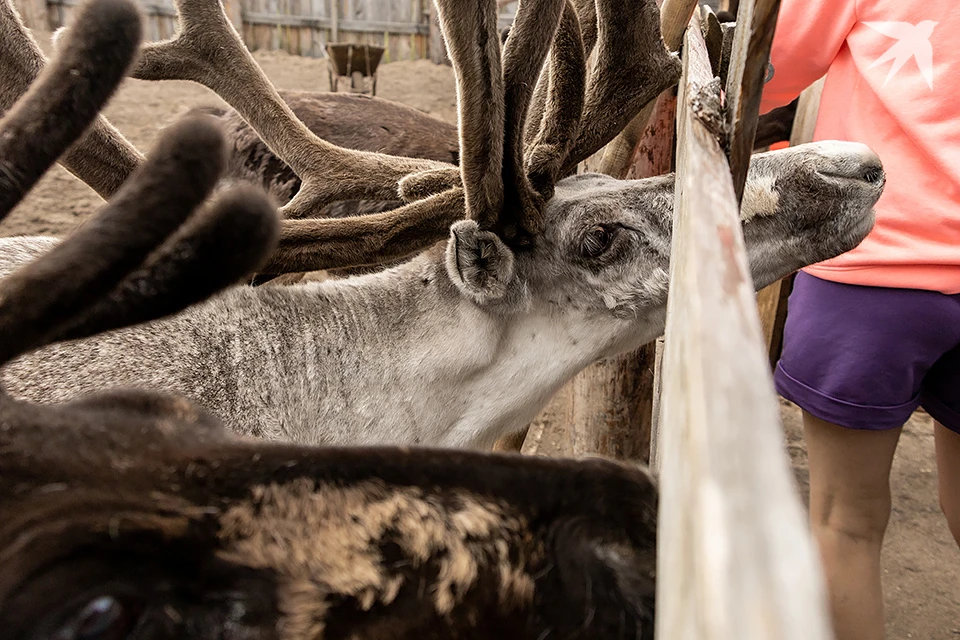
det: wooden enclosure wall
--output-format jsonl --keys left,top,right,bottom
{"left": 40, "top": 0, "right": 518, "bottom": 62}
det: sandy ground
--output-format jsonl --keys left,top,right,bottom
{"left": 3, "top": 32, "right": 956, "bottom": 638}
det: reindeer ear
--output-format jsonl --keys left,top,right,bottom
{"left": 445, "top": 220, "right": 516, "bottom": 304}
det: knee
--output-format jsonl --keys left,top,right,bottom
{"left": 938, "top": 486, "right": 960, "bottom": 546}
{"left": 811, "top": 488, "right": 892, "bottom": 546}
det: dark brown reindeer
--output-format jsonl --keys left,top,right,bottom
{"left": 1, "top": 3, "right": 661, "bottom": 639}
{"left": 188, "top": 92, "right": 459, "bottom": 217}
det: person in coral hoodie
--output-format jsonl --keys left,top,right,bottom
{"left": 760, "top": 2, "right": 960, "bottom": 639}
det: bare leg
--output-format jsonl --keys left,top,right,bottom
{"left": 803, "top": 411, "right": 902, "bottom": 640}
{"left": 934, "top": 420, "right": 960, "bottom": 546}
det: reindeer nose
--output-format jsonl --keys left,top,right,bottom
{"left": 860, "top": 163, "right": 885, "bottom": 185}
{"left": 810, "top": 141, "right": 885, "bottom": 185}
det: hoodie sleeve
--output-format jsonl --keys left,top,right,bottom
{"left": 759, "top": 0, "right": 859, "bottom": 113}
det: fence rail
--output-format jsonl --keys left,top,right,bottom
{"left": 655, "top": 9, "right": 832, "bottom": 638}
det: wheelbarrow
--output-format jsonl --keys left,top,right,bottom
{"left": 325, "top": 43, "right": 385, "bottom": 96}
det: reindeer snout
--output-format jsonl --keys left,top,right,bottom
{"left": 809, "top": 141, "right": 885, "bottom": 186}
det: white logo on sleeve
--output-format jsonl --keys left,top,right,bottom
{"left": 864, "top": 21, "right": 938, "bottom": 90}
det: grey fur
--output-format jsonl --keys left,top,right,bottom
{"left": 1, "top": 141, "right": 884, "bottom": 449}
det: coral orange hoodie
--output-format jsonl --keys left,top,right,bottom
{"left": 760, "top": 0, "right": 960, "bottom": 294}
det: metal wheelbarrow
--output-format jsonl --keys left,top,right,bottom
{"left": 325, "top": 43, "right": 385, "bottom": 96}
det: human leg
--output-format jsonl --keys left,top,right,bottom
{"left": 774, "top": 273, "right": 960, "bottom": 640}
{"left": 920, "top": 344, "right": 960, "bottom": 547}
{"left": 934, "top": 421, "right": 960, "bottom": 546}
{"left": 803, "top": 412, "right": 901, "bottom": 640}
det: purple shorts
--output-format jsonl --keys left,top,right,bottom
{"left": 774, "top": 272, "right": 960, "bottom": 433}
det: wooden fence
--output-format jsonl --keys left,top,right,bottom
{"left": 28, "top": 0, "right": 517, "bottom": 61}
{"left": 524, "top": 1, "right": 835, "bottom": 637}
{"left": 656, "top": 10, "right": 831, "bottom": 638}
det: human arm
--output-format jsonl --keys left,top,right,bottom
{"left": 760, "top": 0, "right": 858, "bottom": 113}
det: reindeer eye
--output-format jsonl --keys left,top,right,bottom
{"left": 54, "top": 596, "right": 137, "bottom": 640}
{"left": 582, "top": 225, "right": 616, "bottom": 259}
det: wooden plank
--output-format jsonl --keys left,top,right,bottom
{"left": 655, "top": 12, "right": 831, "bottom": 640}
{"left": 724, "top": 0, "right": 781, "bottom": 203}
{"left": 242, "top": 11, "right": 427, "bottom": 34}
{"left": 788, "top": 76, "right": 825, "bottom": 146}
{"left": 755, "top": 273, "right": 792, "bottom": 368}
{"left": 647, "top": 336, "right": 665, "bottom": 473}
{"left": 755, "top": 76, "right": 826, "bottom": 367}
{"left": 330, "top": 0, "right": 339, "bottom": 41}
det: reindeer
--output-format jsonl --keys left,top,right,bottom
{"left": 1, "top": 6, "right": 659, "bottom": 637}
{"left": 188, "top": 92, "right": 459, "bottom": 216}
{"left": 0, "top": 0, "right": 885, "bottom": 450}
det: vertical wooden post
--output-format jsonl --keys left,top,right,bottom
{"left": 724, "top": 0, "right": 782, "bottom": 203}
{"left": 330, "top": 0, "right": 339, "bottom": 42}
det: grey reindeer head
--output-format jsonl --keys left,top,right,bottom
{"left": 429, "top": 0, "right": 882, "bottom": 359}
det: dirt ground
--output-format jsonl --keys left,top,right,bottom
{"left": 0, "top": 46, "right": 457, "bottom": 237}
{"left": 3, "top": 31, "right": 956, "bottom": 638}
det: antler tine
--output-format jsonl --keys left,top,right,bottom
{"left": 497, "top": 0, "right": 565, "bottom": 243}
{"left": 0, "top": 0, "right": 140, "bottom": 219}
{"left": 129, "top": 0, "right": 450, "bottom": 218}
{"left": 571, "top": 0, "right": 598, "bottom": 55}
{"left": 0, "top": 0, "right": 144, "bottom": 200}
{"left": 0, "top": 115, "right": 225, "bottom": 366}
{"left": 524, "top": 0, "right": 586, "bottom": 198}
{"left": 57, "top": 183, "right": 278, "bottom": 343}
{"left": 560, "top": 0, "right": 681, "bottom": 173}
{"left": 431, "top": 0, "right": 505, "bottom": 231}
{"left": 263, "top": 188, "right": 464, "bottom": 274}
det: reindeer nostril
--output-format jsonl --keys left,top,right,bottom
{"left": 861, "top": 165, "right": 884, "bottom": 184}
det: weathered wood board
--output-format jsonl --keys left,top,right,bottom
{"left": 655, "top": 10, "right": 832, "bottom": 640}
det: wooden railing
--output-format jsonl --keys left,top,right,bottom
{"left": 655, "top": 11, "right": 832, "bottom": 638}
